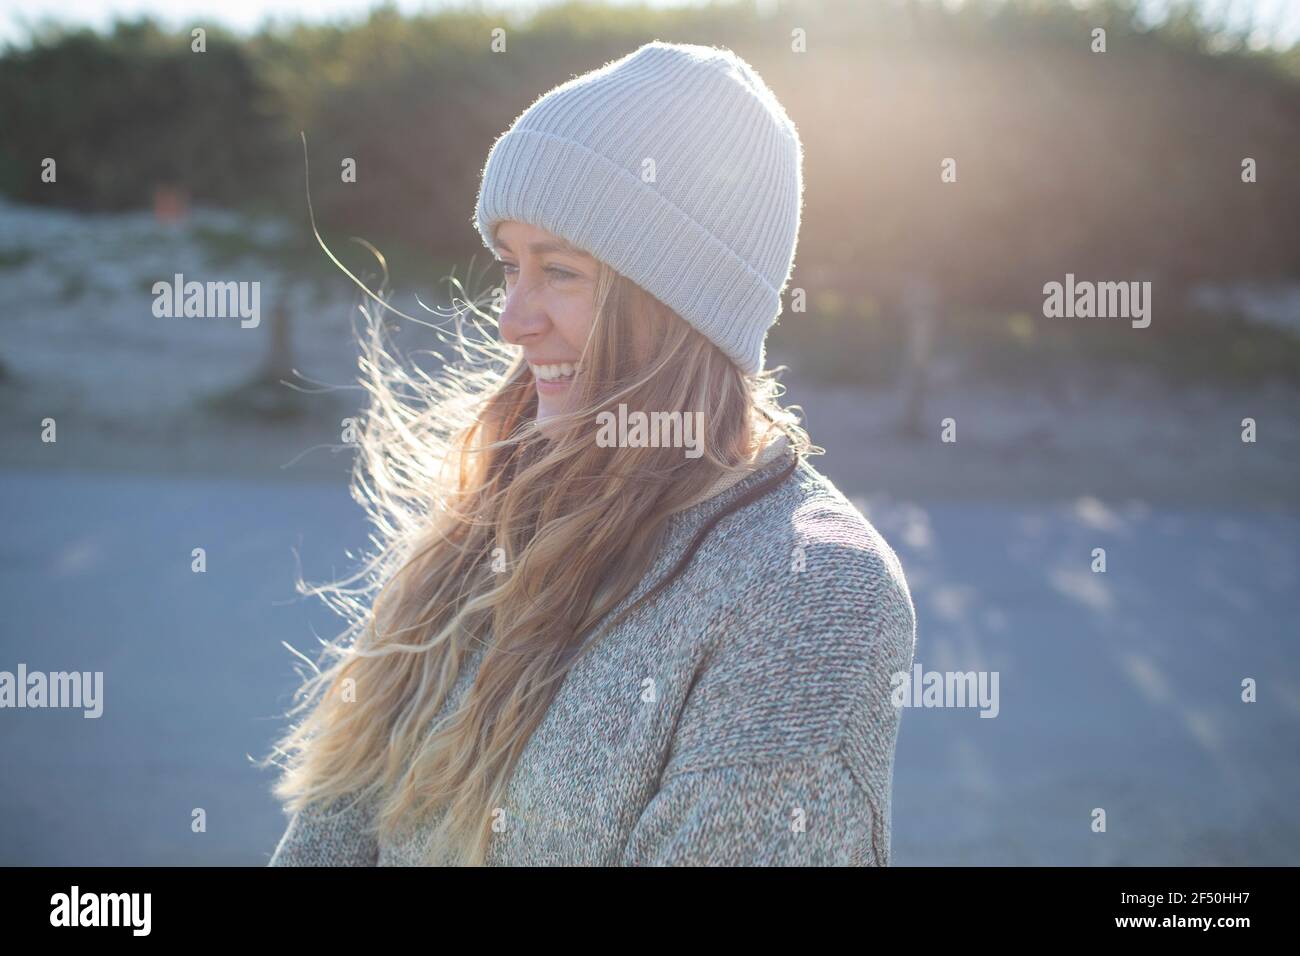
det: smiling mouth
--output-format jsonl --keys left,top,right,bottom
{"left": 530, "top": 362, "right": 578, "bottom": 384}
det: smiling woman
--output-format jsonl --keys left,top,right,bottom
{"left": 265, "top": 40, "right": 916, "bottom": 867}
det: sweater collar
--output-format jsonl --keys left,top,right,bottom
{"left": 696, "top": 432, "right": 791, "bottom": 504}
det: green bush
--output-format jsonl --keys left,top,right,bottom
{"left": 0, "top": 19, "right": 286, "bottom": 209}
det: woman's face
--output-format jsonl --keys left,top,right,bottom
{"left": 494, "top": 220, "right": 601, "bottom": 424}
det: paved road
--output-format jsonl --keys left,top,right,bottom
{"left": 1, "top": 469, "right": 1296, "bottom": 864}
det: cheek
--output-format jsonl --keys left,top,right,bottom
{"left": 553, "top": 293, "right": 597, "bottom": 352}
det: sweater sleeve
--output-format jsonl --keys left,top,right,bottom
{"left": 619, "top": 751, "right": 886, "bottom": 865}
{"left": 622, "top": 502, "right": 917, "bottom": 866}
{"left": 267, "top": 792, "right": 380, "bottom": 866}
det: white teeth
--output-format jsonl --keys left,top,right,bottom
{"left": 532, "top": 362, "right": 577, "bottom": 381}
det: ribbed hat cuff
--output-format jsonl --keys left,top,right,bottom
{"left": 475, "top": 127, "right": 778, "bottom": 375}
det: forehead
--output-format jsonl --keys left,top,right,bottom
{"left": 493, "top": 221, "right": 591, "bottom": 258}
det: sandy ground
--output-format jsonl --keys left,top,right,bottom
{"left": 2, "top": 200, "right": 1298, "bottom": 864}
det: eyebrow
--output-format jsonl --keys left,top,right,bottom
{"left": 493, "top": 235, "right": 590, "bottom": 259}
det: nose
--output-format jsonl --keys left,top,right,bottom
{"left": 498, "top": 278, "right": 550, "bottom": 347}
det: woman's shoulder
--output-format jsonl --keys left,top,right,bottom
{"left": 681, "top": 452, "right": 917, "bottom": 689}
{"left": 660, "top": 454, "right": 918, "bottom": 783}
{"left": 699, "top": 454, "right": 914, "bottom": 620}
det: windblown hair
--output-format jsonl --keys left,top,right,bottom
{"left": 266, "top": 251, "right": 814, "bottom": 865}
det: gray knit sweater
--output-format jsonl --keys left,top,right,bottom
{"left": 268, "top": 450, "right": 917, "bottom": 866}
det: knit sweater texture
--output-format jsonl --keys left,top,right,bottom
{"left": 268, "top": 450, "right": 916, "bottom": 866}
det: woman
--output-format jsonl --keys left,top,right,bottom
{"left": 267, "top": 40, "right": 916, "bottom": 866}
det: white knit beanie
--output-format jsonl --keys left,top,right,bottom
{"left": 473, "top": 41, "right": 803, "bottom": 375}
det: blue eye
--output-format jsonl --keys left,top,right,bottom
{"left": 497, "top": 261, "right": 577, "bottom": 282}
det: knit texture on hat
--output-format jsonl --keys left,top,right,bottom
{"left": 473, "top": 41, "right": 804, "bottom": 375}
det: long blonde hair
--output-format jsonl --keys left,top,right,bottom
{"left": 266, "top": 252, "right": 813, "bottom": 865}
